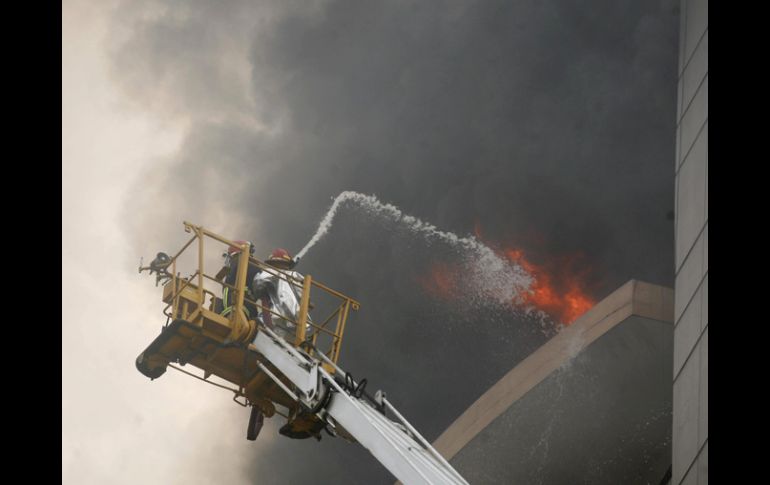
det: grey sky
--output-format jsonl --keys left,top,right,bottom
{"left": 63, "top": 2, "right": 262, "bottom": 484}
{"left": 63, "top": 0, "right": 679, "bottom": 483}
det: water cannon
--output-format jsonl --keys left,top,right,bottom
{"left": 139, "top": 251, "right": 173, "bottom": 286}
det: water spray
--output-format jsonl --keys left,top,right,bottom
{"left": 295, "top": 191, "right": 533, "bottom": 304}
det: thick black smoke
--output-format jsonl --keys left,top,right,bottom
{"left": 112, "top": 0, "right": 678, "bottom": 482}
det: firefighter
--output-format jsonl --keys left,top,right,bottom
{"left": 251, "top": 248, "right": 308, "bottom": 342}
{"left": 220, "top": 240, "right": 260, "bottom": 321}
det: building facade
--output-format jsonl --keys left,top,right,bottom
{"left": 432, "top": 281, "right": 675, "bottom": 484}
{"left": 672, "top": 0, "right": 708, "bottom": 482}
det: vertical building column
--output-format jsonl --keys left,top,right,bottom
{"left": 673, "top": 0, "right": 707, "bottom": 483}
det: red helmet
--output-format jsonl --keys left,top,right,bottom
{"left": 227, "top": 240, "right": 255, "bottom": 256}
{"left": 266, "top": 248, "right": 294, "bottom": 267}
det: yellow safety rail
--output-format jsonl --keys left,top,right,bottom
{"left": 144, "top": 221, "right": 359, "bottom": 365}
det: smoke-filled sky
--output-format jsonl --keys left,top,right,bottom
{"left": 63, "top": 0, "right": 678, "bottom": 483}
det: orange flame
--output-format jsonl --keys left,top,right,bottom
{"left": 503, "top": 248, "right": 595, "bottom": 324}
{"left": 419, "top": 225, "right": 596, "bottom": 325}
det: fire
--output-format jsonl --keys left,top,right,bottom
{"left": 503, "top": 248, "right": 595, "bottom": 324}
{"left": 420, "top": 225, "right": 596, "bottom": 325}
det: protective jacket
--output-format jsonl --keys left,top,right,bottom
{"left": 251, "top": 268, "right": 310, "bottom": 340}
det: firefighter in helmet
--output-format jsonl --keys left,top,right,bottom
{"left": 220, "top": 240, "right": 260, "bottom": 321}
{"left": 251, "top": 248, "right": 308, "bottom": 342}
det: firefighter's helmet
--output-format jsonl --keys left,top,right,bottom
{"left": 266, "top": 248, "right": 295, "bottom": 268}
{"left": 227, "top": 240, "right": 255, "bottom": 256}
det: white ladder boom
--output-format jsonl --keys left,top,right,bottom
{"left": 252, "top": 329, "right": 468, "bottom": 485}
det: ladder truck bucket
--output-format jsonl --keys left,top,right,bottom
{"left": 136, "top": 222, "right": 468, "bottom": 484}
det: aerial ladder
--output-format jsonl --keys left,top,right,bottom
{"left": 136, "top": 222, "right": 468, "bottom": 485}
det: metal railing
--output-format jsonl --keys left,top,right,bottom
{"left": 143, "top": 221, "right": 359, "bottom": 365}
